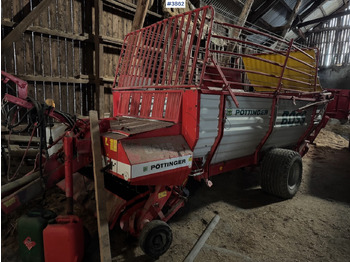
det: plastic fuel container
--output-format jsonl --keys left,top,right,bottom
{"left": 18, "top": 210, "right": 56, "bottom": 262}
{"left": 43, "top": 215, "right": 84, "bottom": 262}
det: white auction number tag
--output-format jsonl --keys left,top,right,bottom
{"left": 166, "top": 0, "right": 186, "bottom": 8}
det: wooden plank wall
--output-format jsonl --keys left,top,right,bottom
{"left": 1, "top": 0, "right": 162, "bottom": 117}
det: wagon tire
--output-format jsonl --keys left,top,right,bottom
{"left": 139, "top": 220, "right": 172, "bottom": 259}
{"left": 261, "top": 148, "right": 302, "bottom": 199}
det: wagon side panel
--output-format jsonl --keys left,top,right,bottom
{"left": 192, "top": 94, "right": 220, "bottom": 160}
{"left": 212, "top": 96, "right": 271, "bottom": 164}
{"left": 263, "top": 99, "right": 322, "bottom": 149}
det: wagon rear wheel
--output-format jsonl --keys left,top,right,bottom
{"left": 139, "top": 220, "right": 172, "bottom": 259}
{"left": 261, "top": 148, "right": 302, "bottom": 199}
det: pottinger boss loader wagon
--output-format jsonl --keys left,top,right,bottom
{"left": 2, "top": 6, "right": 332, "bottom": 258}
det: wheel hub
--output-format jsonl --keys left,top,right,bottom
{"left": 288, "top": 162, "right": 301, "bottom": 190}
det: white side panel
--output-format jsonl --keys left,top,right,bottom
{"left": 110, "top": 159, "right": 132, "bottom": 181}
{"left": 193, "top": 94, "right": 220, "bottom": 159}
{"left": 131, "top": 155, "right": 192, "bottom": 178}
{"left": 212, "top": 96, "right": 271, "bottom": 163}
{"left": 262, "top": 99, "right": 321, "bottom": 149}
{"left": 109, "top": 156, "right": 192, "bottom": 180}
{"left": 194, "top": 94, "right": 326, "bottom": 165}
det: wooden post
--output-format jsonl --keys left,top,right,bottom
{"left": 132, "top": 0, "right": 152, "bottom": 31}
{"left": 1, "top": 0, "right": 53, "bottom": 52}
{"left": 94, "top": 0, "right": 105, "bottom": 118}
{"left": 89, "top": 110, "right": 112, "bottom": 262}
{"left": 233, "top": 0, "right": 255, "bottom": 39}
{"left": 281, "top": 0, "right": 302, "bottom": 38}
{"left": 224, "top": 0, "right": 254, "bottom": 65}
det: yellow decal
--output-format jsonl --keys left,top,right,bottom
{"left": 158, "top": 191, "right": 167, "bottom": 199}
{"left": 105, "top": 137, "right": 109, "bottom": 146}
{"left": 110, "top": 139, "right": 118, "bottom": 152}
{"left": 4, "top": 197, "right": 16, "bottom": 208}
{"left": 45, "top": 98, "right": 55, "bottom": 108}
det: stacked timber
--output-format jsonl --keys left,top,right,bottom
{"left": 1, "top": 125, "right": 40, "bottom": 185}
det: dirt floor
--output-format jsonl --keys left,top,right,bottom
{"left": 2, "top": 120, "right": 350, "bottom": 262}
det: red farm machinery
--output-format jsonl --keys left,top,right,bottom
{"left": 2, "top": 6, "right": 335, "bottom": 258}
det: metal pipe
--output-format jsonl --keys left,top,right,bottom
{"left": 277, "top": 39, "right": 294, "bottom": 93}
{"left": 1, "top": 171, "right": 40, "bottom": 197}
{"left": 63, "top": 131, "right": 74, "bottom": 214}
{"left": 190, "top": 8, "right": 208, "bottom": 83}
{"left": 184, "top": 215, "right": 220, "bottom": 262}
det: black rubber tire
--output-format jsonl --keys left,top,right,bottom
{"left": 139, "top": 220, "right": 173, "bottom": 259}
{"left": 261, "top": 148, "right": 302, "bottom": 199}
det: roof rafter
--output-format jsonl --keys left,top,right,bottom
{"left": 248, "top": 0, "right": 279, "bottom": 24}
{"left": 297, "top": 10, "right": 350, "bottom": 28}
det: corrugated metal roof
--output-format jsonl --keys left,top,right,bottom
{"left": 201, "top": 0, "right": 349, "bottom": 43}
{"left": 261, "top": 2, "right": 289, "bottom": 26}
{"left": 283, "top": 0, "right": 297, "bottom": 10}
{"left": 205, "top": 0, "right": 348, "bottom": 29}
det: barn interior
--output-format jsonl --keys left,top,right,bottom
{"left": 1, "top": 0, "right": 350, "bottom": 261}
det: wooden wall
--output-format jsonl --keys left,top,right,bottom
{"left": 1, "top": 0, "right": 162, "bottom": 117}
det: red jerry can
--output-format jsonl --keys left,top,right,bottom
{"left": 43, "top": 215, "right": 84, "bottom": 262}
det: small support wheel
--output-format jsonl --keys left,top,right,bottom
{"left": 261, "top": 148, "right": 302, "bottom": 199}
{"left": 139, "top": 220, "right": 173, "bottom": 258}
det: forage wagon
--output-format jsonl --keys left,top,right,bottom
{"left": 2, "top": 5, "right": 331, "bottom": 258}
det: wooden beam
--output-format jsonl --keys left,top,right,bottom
{"left": 2, "top": 19, "right": 90, "bottom": 41}
{"left": 1, "top": 0, "right": 53, "bottom": 52}
{"left": 8, "top": 145, "right": 39, "bottom": 158}
{"left": 305, "top": 25, "right": 350, "bottom": 36}
{"left": 297, "top": 10, "right": 350, "bottom": 28}
{"left": 281, "top": 0, "right": 302, "bottom": 38}
{"left": 16, "top": 74, "right": 91, "bottom": 84}
{"left": 89, "top": 110, "right": 112, "bottom": 262}
{"left": 132, "top": 0, "right": 151, "bottom": 31}
{"left": 222, "top": 0, "right": 254, "bottom": 65}
{"left": 15, "top": 74, "right": 113, "bottom": 85}
{"left": 291, "top": 0, "right": 327, "bottom": 29}
{"left": 101, "top": 36, "right": 124, "bottom": 46}
{"left": 102, "top": 77, "right": 115, "bottom": 83}
{"left": 103, "top": 0, "right": 161, "bottom": 18}
{"left": 3, "top": 20, "right": 123, "bottom": 48}
{"left": 2, "top": 134, "right": 40, "bottom": 144}
{"left": 94, "top": 0, "right": 105, "bottom": 118}
{"left": 233, "top": 0, "right": 255, "bottom": 38}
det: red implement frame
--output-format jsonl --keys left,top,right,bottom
{"left": 1, "top": 71, "right": 94, "bottom": 214}
{"left": 326, "top": 89, "right": 350, "bottom": 122}
{"left": 112, "top": 5, "right": 329, "bottom": 181}
{"left": 1, "top": 6, "right": 332, "bottom": 253}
